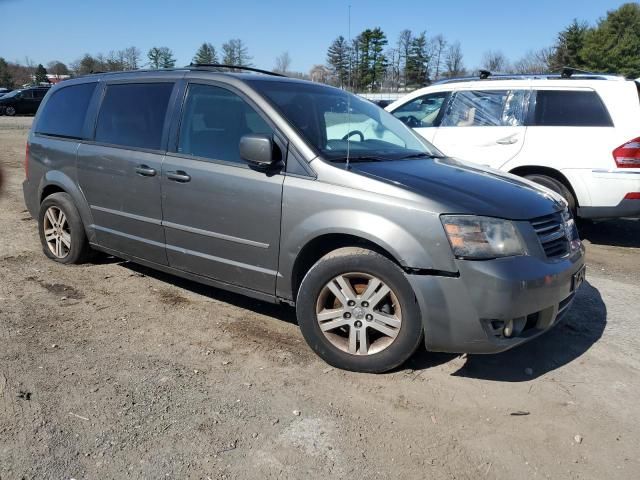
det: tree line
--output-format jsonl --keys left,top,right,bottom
{"left": 1, "top": 3, "right": 639, "bottom": 91}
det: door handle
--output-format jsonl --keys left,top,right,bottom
{"left": 135, "top": 165, "right": 157, "bottom": 177}
{"left": 167, "top": 171, "right": 191, "bottom": 183}
{"left": 496, "top": 136, "right": 519, "bottom": 145}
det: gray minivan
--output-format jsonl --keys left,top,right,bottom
{"left": 23, "top": 66, "right": 586, "bottom": 372}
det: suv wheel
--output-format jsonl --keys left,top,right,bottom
{"left": 38, "top": 192, "right": 93, "bottom": 264}
{"left": 5, "top": 106, "right": 16, "bottom": 116}
{"left": 525, "top": 174, "right": 576, "bottom": 216}
{"left": 296, "top": 247, "right": 423, "bottom": 373}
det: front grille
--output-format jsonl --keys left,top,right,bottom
{"left": 530, "top": 212, "right": 570, "bottom": 259}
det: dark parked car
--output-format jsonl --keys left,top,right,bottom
{"left": 23, "top": 66, "right": 585, "bottom": 373}
{"left": 0, "top": 86, "right": 50, "bottom": 116}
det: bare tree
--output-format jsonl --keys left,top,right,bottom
{"left": 46, "top": 61, "right": 69, "bottom": 76}
{"left": 274, "top": 51, "right": 291, "bottom": 74}
{"left": 444, "top": 42, "right": 465, "bottom": 78}
{"left": 222, "top": 39, "right": 252, "bottom": 66}
{"left": 309, "top": 64, "right": 331, "bottom": 84}
{"left": 122, "top": 46, "right": 142, "bottom": 70}
{"left": 431, "top": 34, "right": 447, "bottom": 80}
{"left": 481, "top": 50, "right": 509, "bottom": 72}
{"left": 513, "top": 47, "right": 553, "bottom": 73}
{"left": 397, "top": 29, "right": 413, "bottom": 89}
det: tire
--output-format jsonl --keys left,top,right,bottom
{"left": 296, "top": 247, "right": 424, "bottom": 373}
{"left": 38, "top": 192, "right": 93, "bottom": 264}
{"left": 5, "top": 106, "right": 16, "bottom": 116}
{"left": 525, "top": 174, "right": 576, "bottom": 216}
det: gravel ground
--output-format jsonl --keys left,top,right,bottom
{"left": 1, "top": 116, "right": 639, "bottom": 479}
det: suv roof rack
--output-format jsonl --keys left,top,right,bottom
{"left": 187, "top": 63, "right": 286, "bottom": 77}
{"left": 434, "top": 67, "right": 625, "bottom": 85}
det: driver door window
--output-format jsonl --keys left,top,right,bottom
{"left": 391, "top": 92, "right": 449, "bottom": 129}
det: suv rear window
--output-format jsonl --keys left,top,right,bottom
{"left": 95, "top": 83, "right": 174, "bottom": 150}
{"left": 36, "top": 82, "right": 97, "bottom": 139}
{"left": 532, "top": 90, "right": 612, "bottom": 127}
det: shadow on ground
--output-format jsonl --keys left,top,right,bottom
{"left": 92, "top": 256, "right": 606, "bottom": 379}
{"left": 579, "top": 218, "right": 640, "bottom": 248}
{"left": 113, "top": 259, "right": 298, "bottom": 325}
{"left": 449, "top": 281, "right": 606, "bottom": 381}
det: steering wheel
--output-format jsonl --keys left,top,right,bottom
{"left": 403, "top": 115, "right": 422, "bottom": 128}
{"left": 342, "top": 130, "right": 364, "bottom": 142}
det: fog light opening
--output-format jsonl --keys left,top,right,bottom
{"left": 503, "top": 319, "right": 514, "bottom": 338}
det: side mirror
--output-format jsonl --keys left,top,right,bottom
{"left": 240, "top": 134, "right": 275, "bottom": 167}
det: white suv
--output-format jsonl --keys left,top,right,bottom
{"left": 386, "top": 72, "right": 640, "bottom": 219}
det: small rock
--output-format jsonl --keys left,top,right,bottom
{"left": 293, "top": 410, "right": 301, "bottom": 416}
{"left": 252, "top": 433, "right": 258, "bottom": 438}
{"left": 60, "top": 296, "right": 67, "bottom": 301}
{"left": 51, "top": 344, "right": 59, "bottom": 348}
{"left": 323, "top": 367, "right": 334, "bottom": 374}
{"left": 524, "top": 367, "right": 533, "bottom": 376}
{"left": 510, "top": 411, "right": 530, "bottom": 416}
{"left": 574, "top": 434, "right": 583, "bottom": 444}
{"left": 272, "top": 418, "right": 279, "bottom": 425}
{"left": 222, "top": 361, "right": 231, "bottom": 366}
{"left": 193, "top": 369, "right": 199, "bottom": 374}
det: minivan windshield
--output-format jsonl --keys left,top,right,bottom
{"left": 249, "top": 80, "right": 442, "bottom": 162}
{"left": 1, "top": 90, "right": 22, "bottom": 99}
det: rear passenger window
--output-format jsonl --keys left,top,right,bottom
{"left": 95, "top": 83, "right": 174, "bottom": 150}
{"left": 533, "top": 90, "right": 612, "bottom": 127}
{"left": 441, "top": 90, "right": 527, "bottom": 127}
{"left": 36, "top": 82, "right": 97, "bottom": 139}
{"left": 177, "top": 84, "right": 273, "bottom": 163}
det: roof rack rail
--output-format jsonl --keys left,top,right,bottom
{"left": 187, "top": 63, "right": 286, "bottom": 77}
{"left": 433, "top": 68, "right": 626, "bottom": 85}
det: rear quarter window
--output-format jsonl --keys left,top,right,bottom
{"left": 35, "top": 82, "right": 97, "bottom": 139}
{"left": 532, "top": 90, "right": 613, "bottom": 127}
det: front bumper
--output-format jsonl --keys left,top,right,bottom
{"left": 407, "top": 249, "right": 585, "bottom": 354}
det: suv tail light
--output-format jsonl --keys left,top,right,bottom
{"left": 613, "top": 137, "right": 640, "bottom": 168}
{"left": 25, "top": 142, "right": 29, "bottom": 180}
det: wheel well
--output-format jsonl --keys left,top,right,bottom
{"left": 291, "top": 234, "right": 401, "bottom": 298}
{"left": 40, "top": 185, "right": 65, "bottom": 203}
{"left": 509, "top": 166, "right": 579, "bottom": 206}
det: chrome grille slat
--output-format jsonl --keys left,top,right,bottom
{"left": 530, "top": 211, "right": 570, "bottom": 259}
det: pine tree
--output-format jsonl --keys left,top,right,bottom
{"left": 35, "top": 64, "right": 48, "bottom": 84}
{"left": 406, "top": 32, "right": 429, "bottom": 87}
{"left": 326, "top": 36, "right": 350, "bottom": 88}
{"left": 581, "top": 3, "right": 640, "bottom": 78}
{"left": 0, "top": 57, "right": 14, "bottom": 88}
{"left": 549, "top": 19, "right": 589, "bottom": 70}
{"left": 193, "top": 42, "right": 218, "bottom": 65}
{"left": 222, "top": 39, "right": 252, "bottom": 66}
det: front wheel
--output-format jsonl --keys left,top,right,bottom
{"left": 296, "top": 247, "right": 423, "bottom": 373}
{"left": 5, "top": 106, "right": 16, "bottom": 116}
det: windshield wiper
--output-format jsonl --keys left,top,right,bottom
{"left": 329, "top": 155, "right": 388, "bottom": 163}
{"left": 397, "top": 152, "right": 446, "bottom": 160}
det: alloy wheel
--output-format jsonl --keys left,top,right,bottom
{"left": 315, "top": 272, "right": 402, "bottom": 355}
{"left": 43, "top": 206, "right": 71, "bottom": 258}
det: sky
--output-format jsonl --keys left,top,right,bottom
{"left": 0, "top": 0, "right": 631, "bottom": 73}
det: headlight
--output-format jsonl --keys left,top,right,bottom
{"left": 441, "top": 215, "right": 525, "bottom": 259}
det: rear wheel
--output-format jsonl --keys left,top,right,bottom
{"left": 38, "top": 192, "right": 93, "bottom": 264}
{"left": 296, "top": 247, "right": 423, "bottom": 373}
{"left": 525, "top": 174, "right": 576, "bottom": 216}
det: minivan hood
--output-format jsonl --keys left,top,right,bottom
{"left": 350, "top": 157, "right": 565, "bottom": 220}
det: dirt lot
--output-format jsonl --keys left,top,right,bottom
{"left": 1, "top": 116, "right": 639, "bottom": 479}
